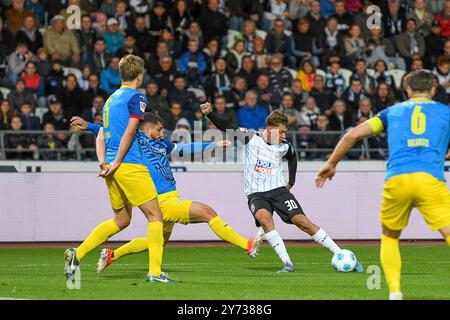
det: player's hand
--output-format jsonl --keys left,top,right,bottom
{"left": 98, "top": 162, "right": 108, "bottom": 177}
{"left": 315, "top": 162, "right": 336, "bottom": 188}
{"left": 104, "top": 161, "right": 120, "bottom": 177}
{"left": 200, "top": 102, "right": 212, "bottom": 115}
{"left": 216, "top": 140, "right": 231, "bottom": 148}
{"left": 70, "top": 116, "right": 88, "bottom": 130}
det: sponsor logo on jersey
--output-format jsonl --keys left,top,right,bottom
{"left": 140, "top": 101, "right": 146, "bottom": 112}
{"left": 254, "top": 159, "right": 273, "bottom": 174}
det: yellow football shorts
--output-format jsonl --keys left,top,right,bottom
{"left": 381, "top": 172, "right": 450, "bottom": 231}
{"left": 158, "top": 190, "right": 192, "bottom": 225}
{"left": 105, "top": 163, "right": 158, "bottom": 210}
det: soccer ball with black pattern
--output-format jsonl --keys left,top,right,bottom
{"left": 331, "top": 249, "right": 357, "bottom": 272}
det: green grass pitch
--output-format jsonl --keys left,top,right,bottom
{"left": 0, "top": 244, "right": 449, "bottom": 300}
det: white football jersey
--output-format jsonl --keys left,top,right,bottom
{"left": 243, "top": 132, "right": 292, "bottom": 195}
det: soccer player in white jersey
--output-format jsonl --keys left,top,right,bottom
{"left": 201, "top": 102, "right": 363, "bottom": 272}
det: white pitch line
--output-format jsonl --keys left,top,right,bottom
{"left": 0, "top": 297, "right": 31, "bottom": 300}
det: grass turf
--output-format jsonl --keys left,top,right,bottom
{"left": 0, "top": 244, "right": 449, "bottom": 300}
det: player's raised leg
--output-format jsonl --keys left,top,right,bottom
{"left": 188, "top": 202, "right": 263, "bottom": 257}
{"left": 255, "top": 209, "right": 295, "bottom": 272}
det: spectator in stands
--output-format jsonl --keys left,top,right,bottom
{"left": 396, "top": 18, "right": 426, "bottom": 68}
{"left": 42, "top": 95, "right": 69, "bottom": 131}
{"left": 300, "top": 96, "right": 320, "bottom": 129}
{"left": 100, "top": 57, "right": 121, "bottom": 95}
{"left": 181, "top": 21, "right": 204, "bottom": 52}
{"left": 224, "top": 76, "right": 247, "bottom": 110}
{"left": 328, "top": 99, "right": 352, "bottom": 132}
{"left": 18, "top": 102, "right": 40, "bottom": 130}
{"left": 198, "top": 0, "right": 228, "bottom": 44}
{"left": 240, "top": 20, "right": 257, "bottom": 53}
{"left": 225, "top": 39, "right": 247, "bottom": 75}
{"left": 81, "top": 73, "right": 107, "bottom": 112}
{"left": 309, "top": 74, "right": 336, "bottom": 114}
{"left": 432, "top": 73, "right": 450, "bottom": 105}
{"left": 342, "top": 77, "right": 369, "bottom": 113}
{"left": 202, "top": 38, "right": 220, "bottom": 74}
{"left": 21, "top": 61, "right": 44, "bottom": 98}
{"left": 78, "top": 66, "right": 91, "bottom": 92}
{"left": 268, "top": 54, "right": 293, "bottom": 94}
{"left": 265, "top": 0, "right": 290, "bottom": 30}
{"left": 168, "top": 75, "right": 198, "bottom": 118}
{"left": 149, "top": 2, "right": 173, "bottom": 40}
{"left": 160, "top": 27, "right": 181, "bottom": 58}
{"left": 265, "top": 18, "right": 296, "bottom": 68}
{"left": 317, "top": 17, "right": 344, "bottom": 69}
{"left": 433, "top": 56, "right": 450, "bottom": 99}
{"left": 26, "top": 0, "right": 45, "bottom": 26}
{"left": 76, "top": 14, "right": 98, "bottom": 63}
{"left": 254, "top": 73, "right": 281, "bottom": 110}
{"left": 372, "top": 59, "right": 397, "bottom": 95}
{"left": 4, "top": 115, "right": 37, "bottom": 160}
{"left": 251, "top": 36, "right": 271, "bottom": 70}
{"left": 0, "top": 16, "right": 14, "bottom": 64}
{"left": 325, "top": 60, "right": 346, "bottom": 98}
{"left": 288, "top": 0, "right": 311, "bottom": 22}
{"left": 311, "top": 114, "right": 336, "bottom": 160}
{"left": 148, "top": 41, "right": 170, "bottom": 75}
{"left": 6, "top": 0, "right": 33, "bottom": 37}
{"left": 116, "top": 33, "right": 144, "bottom": 59}
{"left": 353, "top": 98, "right": 374, "bottom": 125}
{"left": 383, "top": 0, "right": 407, "bottom": 39}
{"left": 103, "top": 18, "right": 125, "bottom": 56}
{"left": 332, "top": 0, "right": 354, "bottom": 33}
{"left": 277, "top": 93, "right": 301, "bottom": 130}
{"left": 372, "top": 82, "right": 396, "bottom": 113}
{"left": 0, "top": 100, "right": 15, "bottom": 130}
{"left": 177, "top": 39, "right": 207, "bottom": 87}
{"left": 435, "top": 0, "right": 450, "bottom": 38}
{"left": 145, "top": 81, "right": 170, "bottom": 115}
{"left": 205, "top": 57, "right": 232, "bottom": 98}
{"left": 9, "top": 79, "right": 37, "bottom": 111}
{"left": 163, "top": 101, "right": 184, "bottom": 131}
{"left": 425, "top": 20, "right": 446, "bottom": 69}
{"left": 406, "top": 0, "right": 434, "bottom": 37}
{"left": 129, "top": 15, "right": 154, "bottom": 58}
{"left": 343, "top": 24, "right": 366, "bottom": 67}
{"left": 60, "top": 74, "right": 83, "bottom": 120}
{"left": 14, "top": 15, "right": 42, "bottom": 54}
{"left": 43, "top": 15, "right": 80, "bottom": 67}
{"left": 305, "top": 0, "right": 326, "bottom": 43}
{"left": 100, "top": 0, "right": 119, "bottom": 18}
{"left": 237, "top": 55, "right": 259, "bottom": 89}
{"left": 6, "top": 42, "right": 34, "bottom": 85}
{"left": 36, "top": 48, "right": 51, "bottom": 78}
{"left": 350, "top": 58, "right": 375, "bottom": 96}
{"left": 296, "top": 59, "right": 316, "bottom": 93}
{"left": 36, "top": 122, "right": 65, "bottom": 160}
{"left": 153, "top": 56, "right": 177, "bottom": 95}
{"left": 290, "top": 79, "right": 308, "bottom": 111}
{"left": 172, "top": 0, "right": 192, "bottom": 40}
{"left": 410, "top": 56, "right": 424, "bottom": 71}
{"left": 365, "top": 26, "right": 406, "bottom": 70}
{"left": 237, "top": 90, "right": 269, "bottom": 130}
{"left": 114, "top": 1, "right": 132, "bottom": 31}
{"left": 44, "top": 60, "right": 65, "bottom": 97}
{"left": 296, "top": 122, "right": 314, "bottom": 160}
{"left": 292, "top": 18, "right": 319, "bottom": 67}
{"left": 81, "top": 95, "right": 104, "bottom": 123}
{"left": 212, "top": 95, "right": 238, "bottom": 128}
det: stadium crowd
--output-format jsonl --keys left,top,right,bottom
{"left": 0, "top": 0, "right": 449, "bottom": 161}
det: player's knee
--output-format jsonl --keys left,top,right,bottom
{"left": 114, "top": 216, "right": 131, "bottom": 230}
{"left": 202, "top": 205, "right": 217, "bottom": 221}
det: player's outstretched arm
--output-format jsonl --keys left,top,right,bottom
{"left": 106, "top": 118, "right": 140, "bottom": 176}
{"left": 70, "top": 116, "right": 102, "bottom": 135}
{"left": 316, "top": 122, "right": 375, "bottom": 188}
{"left": 284, "top": 143, "right": 297, "bottom": 191}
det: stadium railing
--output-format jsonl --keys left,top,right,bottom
{"left": 0, "top": 130, "right": 388, "bottom": 162}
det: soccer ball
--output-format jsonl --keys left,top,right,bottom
{"left": 331, "top": 249, "right": 357, "bottom": 272}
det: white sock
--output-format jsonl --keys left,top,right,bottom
{"left": 312, "top": 228, "right": 341, "bottom": 254}
{"left": 389, "top": 292, "right": 403, "bottom": 300}
{"left": 263, "top": 230, "right": 292, "bottom": 265}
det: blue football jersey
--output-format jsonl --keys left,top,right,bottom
{"left": 374, "top": 98, "right": 450, "bottom": 182}
{"left": 102, "top": 86, "right": 147, "bottom": 164}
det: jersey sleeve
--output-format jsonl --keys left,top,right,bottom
{"left": 128, "top": 93, "right": 147, "bottom": 120}
{"left": 367, "top": 109, "right": 388, "bottom": 135}
{"left": 160, "top": 139, "right": 176, "bottom": 154}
